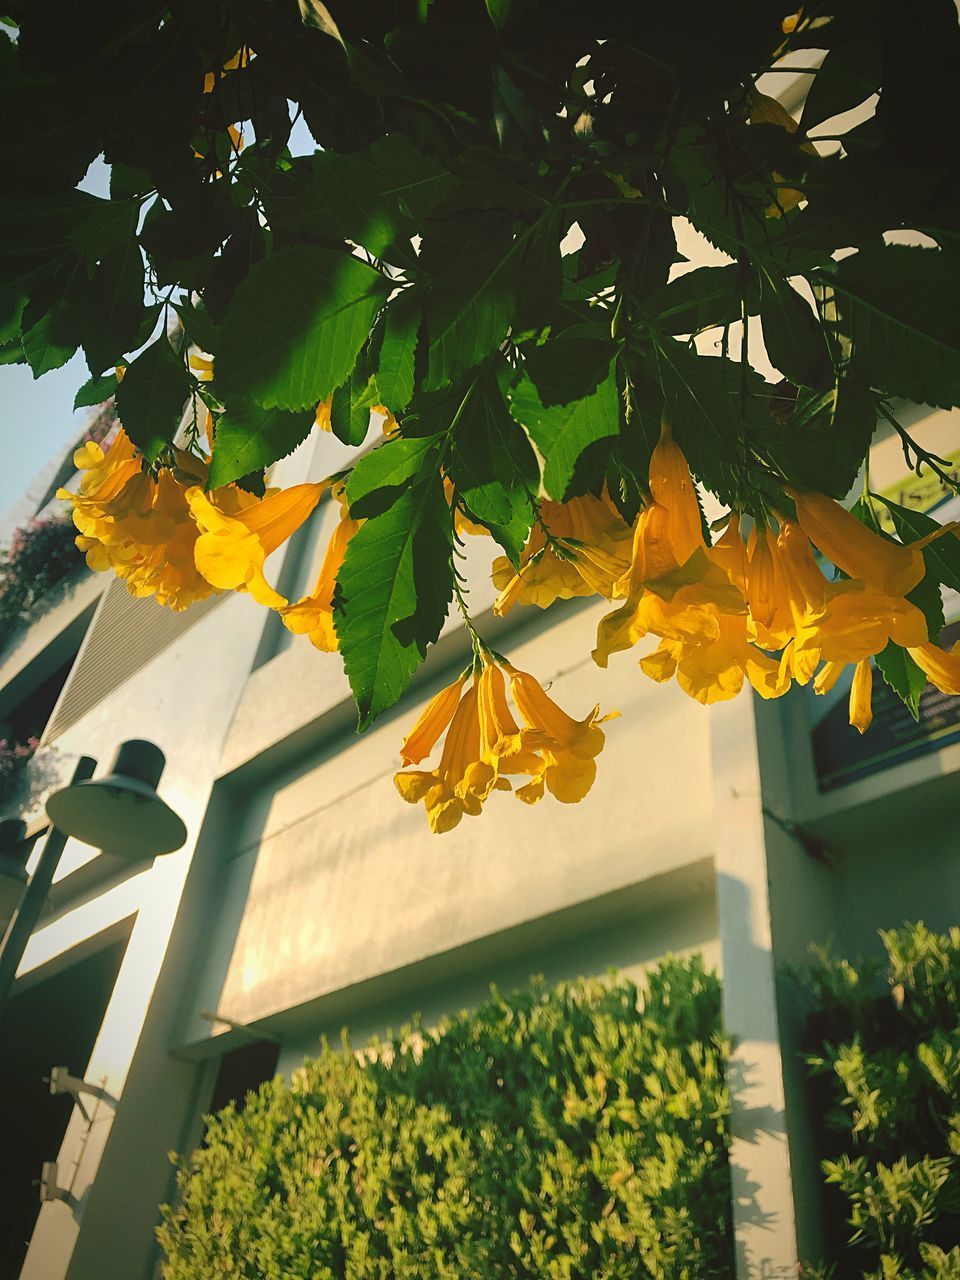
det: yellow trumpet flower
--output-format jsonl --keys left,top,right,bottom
{"left": 398, "top": 673, "right": 468, "bottom": 767}
{"left": 594, "top": 425, "right": 746, "bottom": 674}
{"left": 908, "top": 641, "right": 960, "bottom": 695}
{"left": 813, "top": 656, "right": 874, "bottom": 734}
{"left": 640, "top": 615, "right": 789, "bottom": 705}
{"left": 314, "top": 396, "right": 333, "bottom": 432}
{"left": 507, "top": 665, "right": 616, "bottom": 804}
{"left": 278, "top": 486, "right": 361, "bottom": 652}
{"left": 394, "top": 681, "right": 499, "bottom": 834}
{"left": 188, "top": 482, "right": 324, "bottom": 608}
{"left": 790, "top": 489, "right": 957, "bottom": 597}
{"left": 849, "top": 659, "right": 873, "bottom": 734}
{"left": 476, "top": 659, "right": 550, "bottom": 778}
{"left": 492, "top": 492, "right": 632, "bottom": 617}
{"left": 59, "top": 432, "right": 221, "bottom": 610}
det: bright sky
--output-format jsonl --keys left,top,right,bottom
{"left": 0, "top": 356, "right": 92, "bottom": 518}
{"left": 0, "top": 158, "right": 113, "bottom": 522}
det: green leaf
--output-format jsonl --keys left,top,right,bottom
{"left": 81, "top": 235, "right": 146, "bottom": 375}
{"left": 173, "top": 301, "right": 220, "bottom": 355}
{"left": 335, "top": 477, "right": 453, "bottom": 728}
{"left": 346, "top": 436, "right": 440, "bottom": 518}
{"left": 774, "top": 377, "right": 876, "bottom": 498}
{"left": 141, "top": 190, "right": 241, "bottom": 287}
{"left": 217, "top": 246, "right": 389, "bottom": 411}
{"left": 0, "top": 288, "right": 26, "bottom": 345}
{"left": 448, "top": 369, "right": 536, "bottom": 563}
{"left": 20, "top": 277, "right": 82, "bottom": 377}
{"left": 823, "top": 246, "right": 960, "bottom": 408}
{"left": 309, "top": 138, "right": 450, "bottom": 262}
{"left": 522, "top": 323, "right": 618, "bottom": 406}
{"left": 373, "top": 296, "right": 418, "bottom": 412}
{"left": 114, "top": 336, "right": 191, "bottom": 462}
{"left": 621, "top": 204, "right": 676, "bottom": 305}
{"left": 906, "top": 567, "right": 945, "bottom": 644}
{"left": 652, "top": 338, "right": 740, "bottom": 504}
{"left": 422, "top": 224, "right": 519, "bottom": 390}
{"left": 0, "top": 338, "right": 25, "bottom": 366}
{"left": 640, "top": 265, "right": 743, "bottom": 336}
{"left": 514, "top": 213, "right": 562, "bottom": 331}
{"left": 876, "top": 642, "right": 927, "bottom": 720}
{"left": 801, "top": 37, "right": 881, "bottom": 133}
{"left": 510, "top": 343, "right": 619, "bottom": 500}
{"left": 74, "top": 371, "right": 119, "bottom": 410}
{"left": 851, "top": 495, "right": 943, "bottom": 642}
{"left": 209, "top": 401, "right": 316, "bottom": 488}
{"left": 760, "top": 273, "right": 832, "bottom": 389}
{"left": 878, "top": 498, "right": 960, "bottom": 592}
{"left": 329, "top": 366, "right": 374, "bottom": 448}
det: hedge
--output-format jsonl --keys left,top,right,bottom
{"left": 802, "top": 922, "right": 960, "bottom": 1279}
{"left": 158, "top": 957, "right": 734, "bottom": 1279}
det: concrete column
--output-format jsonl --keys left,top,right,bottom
{"left": 711, "top": 693, "right": 800, "bottom": 1279}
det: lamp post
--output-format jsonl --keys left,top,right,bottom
{"left": 0, "top": 740, "right": 187, "bottom": 1015}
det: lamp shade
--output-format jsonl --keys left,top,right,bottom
{"left": 45, "top": 740, "right": 187, "bottom": 860}
{"left": 0, "top": 818, "right": 29, "bottom": 930}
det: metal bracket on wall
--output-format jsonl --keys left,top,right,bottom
{"left": 37, "top": 1161, "right": 77, "bottom": 1209}
{"left": 46, "top": 1066, "right": 116, "bottom": 1123}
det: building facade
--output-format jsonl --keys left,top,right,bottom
{"left": 0, "top": 398, "right": 958, "bottom": 1280}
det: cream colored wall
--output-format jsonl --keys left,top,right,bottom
{"left": 273, "top": 886, "right": 719, "bottom": 1076}
{"left": 177, "top": 598, "right": 718, "bottom": 1046}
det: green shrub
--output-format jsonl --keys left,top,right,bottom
{"left": 158, "top": 957, "right": 734, "bottom": 1279}
{"left": 802, "top": 923, "right": 960, "bottom": 1280}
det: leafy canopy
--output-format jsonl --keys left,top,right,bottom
{"left": 5, "top": 0, "right": 960, "bottom": 725}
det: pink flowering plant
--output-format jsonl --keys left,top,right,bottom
{"left": 0, "top": 516, "right": 84, "bottom": 642}
{"left": 0, "top": 735, "right": 39, "bottom": 809}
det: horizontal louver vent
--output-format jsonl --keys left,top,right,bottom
{"left": 43, "top": 580, "right": 223, "bottom": 742}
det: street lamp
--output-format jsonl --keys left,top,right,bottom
{"left": 0, "top": 740, "right": 187, "bottom": 1014}
{"left": 0, "top": 819, "right": 29, "bottom": 934}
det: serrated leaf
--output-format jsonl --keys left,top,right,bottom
{"left": 448, "top": 369, "right": 536, "bottom": 563}
{"left": 523, "top": 324, "right": 617, "bottom": 406}
{"left": 74, "top": 371, "right": 119, "bottom": 410}
{"left": 374, "top": 296, "right": 418, "bottom": 411}
{"left": 775, "top": 377, "right": 876, "bottom": 498}
{"left": 652, "top": 338, "right": 740, "bottom": 504}
{"left": 823, "top": 246, "right": 960, "bottom": 408}
{"left": 81, "top": 235, "right": 147, "bottom": 375}
{"left": 114, "top": 336, "right": 191, "bottom": 462}
{"left": 173, "top": 301, "right": 220, "bottom": 355}
{"left": 346, "top": 436, "right": 439, "bottom": 518}
{"left": 906, "top": 568, "right": 945, "bottom": 644}
{"left": 209, "top": 401, "right": 315, "bottom": 487}
{"left": 422, "top": 225, "right": 519, "bottom": 390}
{"left": 20, "top": 276, "right": 82, "bottom": 377}
{"left": 217, "top": 246, "right": 389, "bottom": 411}
{"left": 760, "top": 272, "right": 832, "bottom": 389}
{"left": 641, "top": 264, "right": 743, "bottom": 336}
{"left": 878, "top": 498, "right": 960, "bottom": 592}
{"left": 801, "top": 37, "right": 881, "bottom": 133}
{"left": 876, "top": 642, "right": 926, "bottom": 720}
{"left": 0, "top": 339, "right": 25, "bottom": 366}
{"left": 335, "top": 477, "right": 453, "bottom": 728}
{"left": 509, "top": 351, "right": 619, "bottom": 500}
{"left": 515, "top": 213, "right": 562, "bottom": 331}
{"left": 329, "top": 369, "right": 374, "bottom": 448}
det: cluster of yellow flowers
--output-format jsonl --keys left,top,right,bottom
{"left": 587, "top": 424, "right": 960, "bottom": 733}
{"left": 58, "top": 427, "right": 347, "bottom": 644}
{"left": 60, "top": 410, "right": 960, "bottom": 834}
{"left": 394, "top": 656, "right": 615, "bottom": 834}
